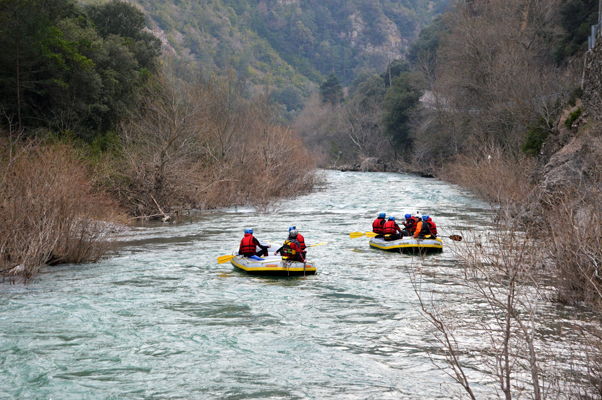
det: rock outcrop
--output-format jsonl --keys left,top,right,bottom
{"left": 539, "top": 134, "right": 602, "bottom": 197}
{"left": 360, "top": 157, "right": 385, "bottom": 172}
{"left": 339, "top": 164, "right": 361, "bottom": 172}
{"left": 583, "top": 42, "right": 602, "bottom": 122}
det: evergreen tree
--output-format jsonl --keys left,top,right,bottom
{"left": 0, "top": 0, "right": 161, "bottom": 139}
{"left": 0, "top": 0, "right": 89, "bottom": 131}
{"left": 381, "top": 73, "right": 421, "bottom": 149}
{"left": 320, "top": 72, "right": 343, "bottom": 105}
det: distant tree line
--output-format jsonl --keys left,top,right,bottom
{"left": 296, "top": 60, "right": 421, "bottom": 166}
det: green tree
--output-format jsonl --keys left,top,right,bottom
{"left": 85, "top": 0, "right": 161, "bottom": 72}
{"left": 381, "top": 59, "right": 411, "bottom": 88}
{"left": 0, "top": 0, "right": 161, "bottom": 139}
{"left": 381, "top": 73, "right": 421, "bottom": 149}
{"left": 553, "top": 0, "right": 598, "bottom": 62}
{"left": 0, "top": 0, "right": 91, "bottom": 131}
{"left": 320, "top": 72, "right": 343, "bottom": 105}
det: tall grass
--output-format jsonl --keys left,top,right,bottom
{"left": 0, "top": 142, "right": 121, "bottom": 281}
{"left": 439, "top": 143, "right": 537, "bottom": 216}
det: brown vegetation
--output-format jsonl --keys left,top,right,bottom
{"left": 416, "top": 0, "right": 576, "bottom": 167}
{"left": 405, "top": 0, "right": 602, "bottom": 397}
{"left": 0, "top": 62, "right": 320, "bottom": 280}
{"left": 414, "top": 223, "right": 547, "bottom": 399}
{"left": 111, "top": 68, "right": 318, "bottom": 216}
{"left": 0, "top": 141, "right": 121, "bottom": 282}
{"left": 295, "top": 91, "right": 399, "bottom": 168}
{"left": 440, "top": 143, "right": 537, "bottom": 208}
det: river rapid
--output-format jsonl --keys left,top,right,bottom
{"left": 0, "top": 171, "right": 582, "bottom": 399}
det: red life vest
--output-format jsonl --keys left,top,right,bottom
{"left": 372, "top": 218, "right": 385, "bottom": 234}
{"left": 383, "top": 220, "right": 399, "bottom": 235}
{"left": 418, "top": 220, "right": 436, "bottom": 237}
{"left": 405, "top": 216, "right": 417, "bottom": 233}
{"left": 240, "top": 234, "right": 256, "bottom": 255}
{"left": 297, "top": 233, "right": 306, "bottom": 251}
{"left": 426, "top": 220, "right": 437, "bottom": 235}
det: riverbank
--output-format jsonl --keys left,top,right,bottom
{"left": 0, "top": 72, "right": 321, "bottom": 281}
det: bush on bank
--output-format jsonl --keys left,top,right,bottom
{"left": 0, "top": 142, "right": 121, "bottom": 281}
{"left": 109, "top": 69, "right": 318, "bottom": 216}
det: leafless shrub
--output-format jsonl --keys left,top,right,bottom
{"left": 0, "top": 141, "right": 121, "bottom": 281}
{"left": 416, "top": 0, "right": 575, "bottom": 168}
{"left": 112, "top": 66, "right": 318, "bottom": 216}
{"left": 414, "top": 222, "right": 559, "bottom": 399}
{"left": 440, "top": 143, "right": 537, "bottom": 219}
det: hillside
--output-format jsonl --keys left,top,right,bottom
{"left": 111, "top": 0, "right": 448, "bottom": 113}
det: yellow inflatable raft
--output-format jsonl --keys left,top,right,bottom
{"left": 230, "top": 249, "right": 317, "bottom": 276}
{"left": 369, "top": 236, "right": 443, "bottom": 253}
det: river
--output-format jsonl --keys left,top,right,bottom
{"left": 0, "top": 171, "right": 583, "bottom": 399}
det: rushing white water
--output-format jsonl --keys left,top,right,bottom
{"left": 0, "top": 171, "right": 588, "bottom": 399}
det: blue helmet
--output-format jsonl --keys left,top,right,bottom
{"left": 388, "top": 216, "right": 395, "bottom": 221}
{"left": 244, "top": 228, "right": 253, "bottom": 235}
{"left": 423, "top": 215, "right": 430, "bottom": 221}
{"left": 289, "top": 226, "right": 296, "bottom": 232}
{"left": 405, "top": 214, "right": 411, "bottom": 220}
{"left": 379, "top": 213, "right": 386, "bottom": 219}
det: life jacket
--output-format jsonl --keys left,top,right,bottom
{"left": 240, "top": 233, "right": 256, "bottom": 255}
{"left": 372, "top": 218, "right": 385, "bottom": 234}
{"left": 418, "top": 220, "right": 433, "bottom": 237}
{"left": 297, "top": 233, "right": 306, "bottom": 251}
{"left": 383, "top": 220, "right": 399, "bottom": 235}
{"left": 425, "top": 220, "right": 437, "bottom": 236}
{"left": 405, "top": 216, "right": 417, "bottom": 233}
{"left": 281, "top": 239, "right": 300, "bottom": 260}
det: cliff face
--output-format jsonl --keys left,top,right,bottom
{"left": 529, "top": 41, "right": 602, "bottom": 217}
{"left": 582, "top": 41, "right": 602, "bottom": 122}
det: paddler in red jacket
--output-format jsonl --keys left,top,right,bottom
{"left": 372, "top": 213, "right": 386, "bottom": 238}
{"left": 239, "top": 228, "right": 270, "bottom": 258}
{"left": 289, "top": 226, "right": 306, "bottom": 258}
{"left": 383, "top": 216, "right": 402, "bottom": 241}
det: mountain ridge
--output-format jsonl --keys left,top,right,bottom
{"left": 108, "top": 0, "right": 448, "bottom": 101}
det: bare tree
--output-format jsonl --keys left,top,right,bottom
{"left": 413, "top": 223, "right": 548, "bottom": 399}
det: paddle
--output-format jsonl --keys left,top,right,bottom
{"left": 217, "top": 255, "right": 235, "bottom": 264}
{"left": 308, "top": 242, "right": 328, "bottom": 247}
{"left": 421, "top": 234, "right": 463, "bottom": 241}
{"left": 349, "top": 231, "right": 378, "bottom": 238}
